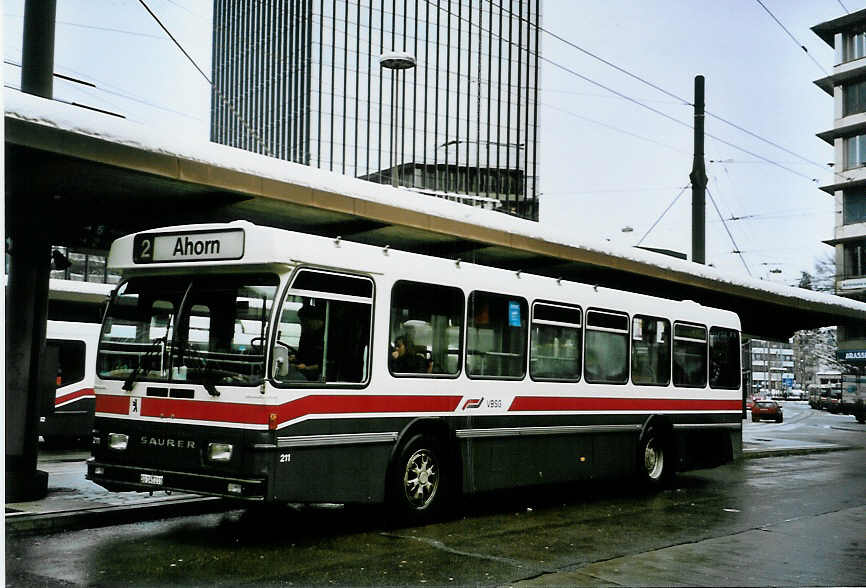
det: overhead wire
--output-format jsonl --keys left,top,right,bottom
{"left": 540, "top": 53, "right": 821, "bottom": 183}
{"left": 540, "top": 101, "right": 689, "bottom": 154}
{"left": 635, "top": 185, "right": 690, "bottom": 248}
{"left": 27, "top": 0, "right": 832, "bottom": 188}
{"left": 543, "top": 185, "right": 686, "bottom": 197}
{"left": 707, "top": 187, "right": 752, "bottom": 276}
{"left": 478, "top": 0, "right": 838, "bottom": 182}
{"left": 2, "top": 13, "right": 167, "bottom": 39}
{"left": 4, "top": 58, "right": 204, "bottom": 122}
{"left": 18, "top": 0, "right": 839, "bottom": 197}
{"left": 754, "top": 0, "right": 830, "bottom": 76}
{"left": 136, "top": 0, "right": 274, "bottom": 157}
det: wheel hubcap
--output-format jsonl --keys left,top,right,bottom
{"left": 644, "top": 439, "right": 664, "bottom": 480}
{"left": 403, "top": 448, "right": 439, "bottom": 509}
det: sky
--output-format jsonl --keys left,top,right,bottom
{"left": 2, "top": 0, "right": 861, "bottom": 286}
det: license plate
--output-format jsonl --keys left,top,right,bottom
{"left": 140, "top": 473, "right": 164, "bottom": 485}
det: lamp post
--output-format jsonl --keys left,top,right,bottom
{"left": 379, "top": 51, "right": 416, "bottom": 188}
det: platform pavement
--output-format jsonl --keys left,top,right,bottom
{"left": 4, "top": 436, "right": 852, "bottom": 537}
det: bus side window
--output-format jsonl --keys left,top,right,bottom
{"left": 530, "top": 302, "right": 581, "bottom": 381}
{"left": 673, "top": 323, "right": 707, "bottom": 388}
{"left": 584, "top": 310, "right": 629, "bottom": 384}
{"left": 466, "top": 292, "right": 528, "bottom": 379}
{"left": 631, "top": 315, "right": 671, "bottom": 386}
{"left": 388, "top": 281, "right": 464, "bottom": 377}
{"left": 274, "top": 269, "right": 373, "bottom": 385}
{"left": 47, "top": 339, "right": 86, "bottom": 388}
{"left": 709, "top": 327, "right": 740, "bottom": 389}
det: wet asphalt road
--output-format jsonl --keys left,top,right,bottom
{"left": 6, "top": 403, "right": 866, "bottom": 587}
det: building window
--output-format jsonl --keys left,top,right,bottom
{"left": 844, "top": 240, "right": 866, "bottom": 278}
{"left": 845, "top": 134, "right": 866, "bottom": 169}
{"left": 840, "top": 323, "right": 866, "bottom": 341}
{"left": 844, "top": 79, "right": 866, "bottom": 116}
{"left": 843, "top": 191, "right": 866, "bottom": 225}
{"left": 844, "top": 30, "right": 866, "bottom": 62}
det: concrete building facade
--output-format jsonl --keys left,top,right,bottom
{"left": 210, "top": 0, "right": 542, "bottom": 220}
{"left": 747, "top": 338, "right": 795, "bottom": 398}
{"left": 813, "top": 10, "right": 866, "bottom": 376}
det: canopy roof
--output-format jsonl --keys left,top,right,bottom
{"left": 6, "top": 90, "right": 865, "bottom": 339}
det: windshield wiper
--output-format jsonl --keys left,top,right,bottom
{"left": 185, "top": 346, "right": 221, "bottom": 397}
{"left": 121, "top": 337, "right": 166, "bottom": 392}
{"left": 121, "top": 283, "right": 185, "bottom": 392}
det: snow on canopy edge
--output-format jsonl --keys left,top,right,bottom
{"left": 6, "top": 89, "right": 866, "bottom": 315}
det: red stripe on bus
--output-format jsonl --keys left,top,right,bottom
{"left": 509, "top": 397, "right": 741, "bottom": 412}
{"left": 141, "top": 398, "right": 266, "bottom": 423}
{"left": 276, "top": 395, "right": 463, "bottom": 423}
{"left": 95, "top": 395, "right": 130, "bottom": 414}
{"left": 55, "top": 387, "right": 95, "bottom": 406}
{"left": 136, "top": 395, "right": 464, "bottom": 425}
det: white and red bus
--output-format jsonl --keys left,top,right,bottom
{"left": 87, "top": 221, "right": 742, "bottom": 520}
{"left": 40, "top": 279, "right": 113, "bottom": 445}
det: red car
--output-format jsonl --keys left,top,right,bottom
{"left": 752, "top": 400, "right": 783, "bottom": 423}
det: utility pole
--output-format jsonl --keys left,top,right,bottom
{"left": 21, "top": 0, "right": 56, "bottom": 97}
{"left": 689, "top": 75, "right": 707, "bottom": 265}
{"left": 6, "top": 0, "right": 57, "bottom": 501}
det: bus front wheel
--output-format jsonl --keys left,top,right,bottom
{"left": 638, "top": 426, "right": 673, "bottom": 487}
{"left": 389, "top": 434, "right": 448, "bottom": 523}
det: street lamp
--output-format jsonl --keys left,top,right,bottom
{"left": 379, "top": 51, "right": 416, "bottom": 188}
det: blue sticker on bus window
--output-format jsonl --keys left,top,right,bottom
{"left": 508, "top": 301, "right": 521, "bottom": 327}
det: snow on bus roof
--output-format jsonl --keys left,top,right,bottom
{"left": 6, "top": 90, "right": 866, "bottom": 316}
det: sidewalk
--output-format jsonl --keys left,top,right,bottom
{"left": 5, "top": 437, "right": 852, "bottom": 537}
{"left": 5, "top": 449, "right": 229, "bottom": 536}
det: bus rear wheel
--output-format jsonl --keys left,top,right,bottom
{"left": 638, "top": 426, "right": 673, "bottom": 487}
{"left": 389, "top": 434, "right": 448, "bottom": 523}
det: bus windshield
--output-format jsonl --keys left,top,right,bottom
{"left": 97, "top": 274, "right": 279, "bottom": 388}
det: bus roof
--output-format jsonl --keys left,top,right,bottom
{"left": 109, "top": 222, "right": 741, "bottom": 329}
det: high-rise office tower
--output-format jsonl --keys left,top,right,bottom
{"left": 211, "top": 0, "right": 541, "bottom": 220}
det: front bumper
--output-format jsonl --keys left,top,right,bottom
{"left": 87, "top": 459, "right": 267, "bottom": 500}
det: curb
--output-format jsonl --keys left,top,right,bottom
{"left": 5, "top": 496, "right": 231, "bottom": 537}
{"left": 743, "top": 444, "right": 853, "bottom": 459}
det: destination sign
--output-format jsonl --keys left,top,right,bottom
{"left": 133, "top": 229, "right": 245, "bottom": 263}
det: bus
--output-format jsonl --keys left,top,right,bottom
{"left": 841, "top": 375, "right": 866, "bottom": 423}
{"left": 41, "top": 279, "right": 114, "bottom": 445}
{"left": 87, "top": 221, "right": 742, "bottom": 521}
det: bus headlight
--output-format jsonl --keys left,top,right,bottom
{"left": 207, "top": 443, "right": 233, "bottom": 462}
{"left": 108, "top": 433, "right": 129, "bottom": 451}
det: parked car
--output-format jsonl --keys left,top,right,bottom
{"left": 827, "top": 391, "right": 843, "bottom": 414}
{"left": 752, "top": 400, "right": 783, "bottom": 423}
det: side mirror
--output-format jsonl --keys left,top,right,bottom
{"left": 272, "top": 345, "right": 289, "bottom": 378}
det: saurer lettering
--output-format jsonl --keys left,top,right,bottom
{"left": 140, "top": 436, "right": 196, "bottom": 449}
{"left": 173, "top": 236, "right": 221, "bottom": 257}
